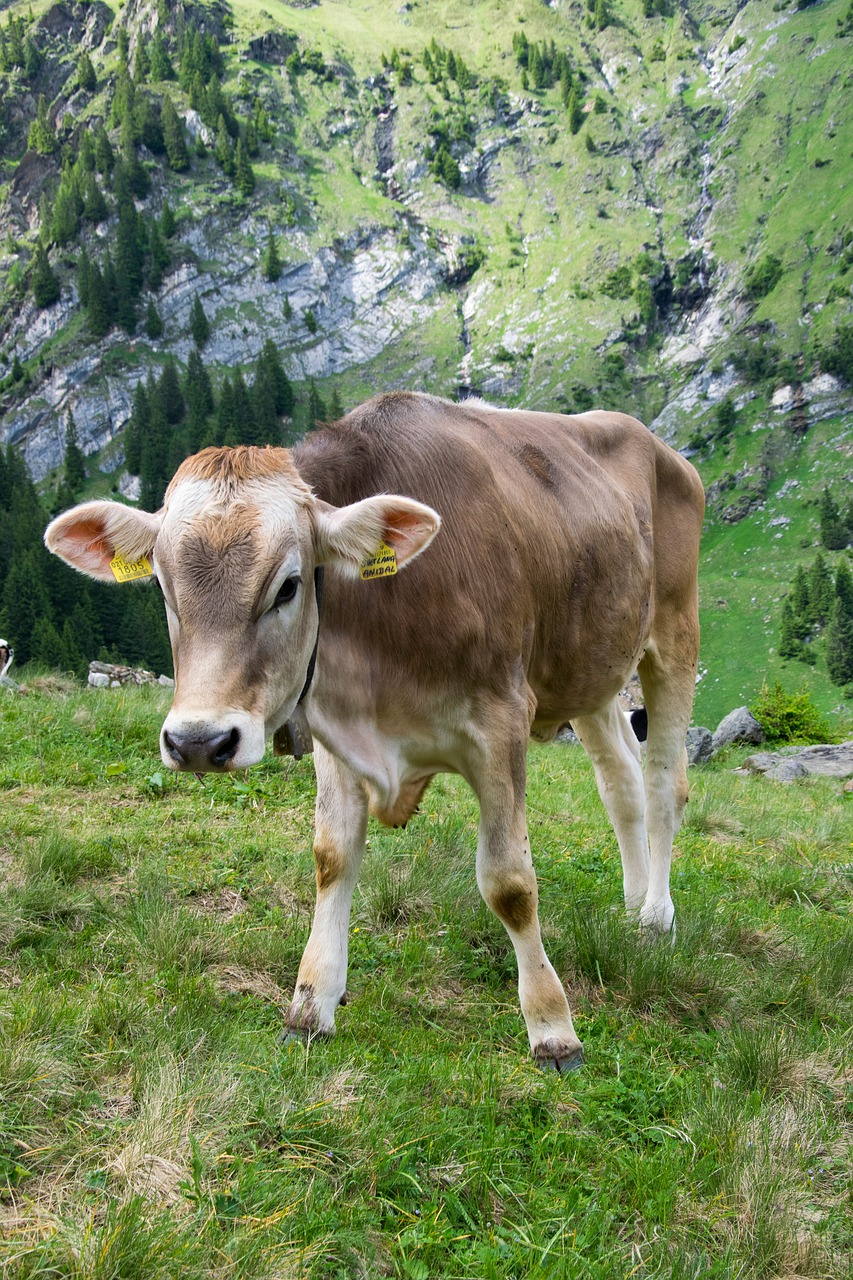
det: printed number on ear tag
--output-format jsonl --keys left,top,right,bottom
{"left": 360, "top": 541, "right": 397, "bottom": 581}
{"left": 110, "top": 554, "right": 153, "bottom": 583}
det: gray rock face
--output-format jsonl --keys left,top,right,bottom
{"left": 686, "top": 726, "right": 714, "bottom": 765}
{"left": 2, "top": 222, "right": 452, "bottom": 480}
{"left": 740, "top": 742, "right": 853, "bottom": 783}
{"left": 712, "top": 706, "right": 764, "bottom": 752}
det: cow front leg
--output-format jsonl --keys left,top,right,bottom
{"left": 470, "top": 734, "right": 583, "bottom": 1072}
{"left": 286, "top": 743, "right": 367, "bottom": 1037}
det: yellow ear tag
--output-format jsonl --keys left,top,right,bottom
{"left": 110, "top": 553, "right": 153, "bottom": 583}
{"left": 360, "top": 540, "right": 397, "bottom": 581}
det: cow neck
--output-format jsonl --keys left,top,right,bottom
{"left": 273, "top": 564, "right": 324, "bottom": 761}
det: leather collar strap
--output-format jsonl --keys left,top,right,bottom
{"left": 273, "top": 565, "right": 324, "bottom": 760}
{"left": 297, "top": 565, "right": 324, "bottom": 705}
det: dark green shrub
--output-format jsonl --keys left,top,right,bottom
{"left": 750, "top": 681, "right": 832, "bottom": 744}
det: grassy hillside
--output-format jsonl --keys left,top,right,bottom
{"left": 0, "top": 682, "right": 851, "bottom": 1277}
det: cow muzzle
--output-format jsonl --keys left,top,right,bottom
{"left": 162, "top": 725, "right": 241, "bottom": 771}
{"left": 160, "top": 709, "right": 266, "bottom": 772}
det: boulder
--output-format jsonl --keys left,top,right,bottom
{"left": 686, "top": 726, "right": 713, "bottom": 765}
{"left": 712, "top": 706, "right": 764, "bottom": 752}
{"left": 740, "top": 742, "right": 853, "bottom": 783}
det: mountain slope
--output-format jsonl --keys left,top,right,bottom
{"left": 0, "top": 0, "right": 851, "bottom": 722}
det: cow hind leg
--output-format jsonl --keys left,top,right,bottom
{"left": 468, "top": 716, "right": 584, "bottom": 1072}
{"left": 286, "top": 743, "right": 368, "bottom": 1037}
{"left": 637, "top": 636, "right": 697, "bottom": 933}
{"left": 571, "top": 700, "right": 650, "bottom": 914}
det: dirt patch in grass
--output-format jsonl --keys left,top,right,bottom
{"left": 213, "top": 964, "right": 288, "bottom": 1008}
{"left": 190, "top": 887, "right": 249, "bottom": 917}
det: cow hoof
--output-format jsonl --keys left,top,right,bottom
{"left": 281, "top": 1025, "right": 333, "bottom": 1046}
{"left": 281, "top": 1027, "right": 309, "bottom": 1045}
{"left": 533, "top": 1041, "right": 584, "bottom": 1074}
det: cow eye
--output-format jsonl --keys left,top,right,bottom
{"left": 274, "top": 576, "right": 300, "bottom": 607}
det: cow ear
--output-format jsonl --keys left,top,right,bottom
{"left": 315, "top": 495, "right": 441, "bottom": 577}
{"left": 45, "top": 501, "right": 161, "bottom": 583}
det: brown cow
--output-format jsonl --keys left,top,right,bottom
{"left": 45, "top": 392, "right": 704, "bottom": 1070}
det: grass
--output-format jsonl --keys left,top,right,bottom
{"left": 0, "top": 682, "right": 851, "bottom": 1277}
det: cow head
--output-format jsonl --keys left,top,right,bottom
{"left": 45, "top": 446, "right": 440, "bottom": 772}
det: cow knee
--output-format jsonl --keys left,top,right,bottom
{"left": 481, "top": 872, "right": 538, "bottom": 932}
{"left": 314, "top": 841, "right": 346, "bottom": 891}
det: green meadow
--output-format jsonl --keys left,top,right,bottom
{"left": 1, "top": 682, "right": 851, "bottom": 1278}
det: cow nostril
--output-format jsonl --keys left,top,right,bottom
{"left": 163, "top": 729, "right": 185, "bottom": 764}
{"left": 211, "top": 727, "right": 240, "bottom": 766}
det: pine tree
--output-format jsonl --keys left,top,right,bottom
{"left": 23, "top": 36, "right": 41, "bottom": 81}
{"left": 147, "top": 220, "right": 170, "bottom": 290}
{"left": 262, "top": 229, "right": 282, "bottom": 282}
{"left": 134, "top": 39, "right": 151, "bottom": 83}
{"left": 258, "top": 339, "right": 293, "bottom": 416}
{"left": 184, "top": 349, "right": 214, "bottom": 451}
{"left": 111, "top": 67, "right": 136, "bottom": 129}
{"left": 124, "top": 380, "right": 150, "bottom": 474}
{"left": 807, "top": 552, "right": 835, "bottom": 630}
{"left": 149, "top": 34, "right": 174, "bottom": 82}
{"left": 161, "top": 95, "right": 190, "bottom": 172}
{"left": 826, "top": 563, "right": 853, "bottom": 686}
{"left": 154, "top": 360, "right": 184, "bottom": 427}
{"left": 184, "top": 295, "right": 206, "bottom": 347}
{"left": 31, "top": 616, "right": 66, "bottom": 669}
{"left": 77, "top": 50, "right": 97, "bottom": 92}
{"left": 145, "top": 301, "right": 163, "bottom": 338}
{"left": 94, "top": 125, "right": 115, "bottom": 175}
{"left": 215, "top": 113, "right": 234, "bottom": 174}
{"left": 139, "top": 400, "right": 170, "bottom": 510}
{"left": 227, "top": 371, "right": 256, "bottom": 445}
{"left": 28, "top": 95, "right": 56, "bottom": 155}
{"left": 78, "top": 132, "right": 96, "bottom": 172}
{"left": 161, "top": 203, "right": 177, "bottom": 239}
{"left": 234, "top": 136, "right": 256, "bottom": 197}
{"left": 49, "top": 166, "right": 83, "bottom": 247}
{"left": 560, "top": 65, "right": 573, "bottom": 108}
{"left": 778, "top": 598, "right": 802, "bottom": 661}
{"left": 328, "top": 387, "right": 344, "bottom": 420}
{"left": 595, "top": 0, "right": 610, "bottom": 30}
{"left": 31, "top": 242, "right": 60, "bottom": 308}
{"left": 712, "top": 397, "right": 735, "bottom": 440}
{"left": 86, "top": 262, "right": 111, "bottom": 337}
{"left": 216, "top": 375, "right": 236, "bottom": 446}
{"left": 819, "top": 487, "right": 848, "bottom": 551}
{"left": 63, "top": 414, "right": 86, "bottom": 495}
{"left": 568, "top": 86, "right": 584, "bottom": 134}
{"left": 82, "top": 171, "right": 108, "bottom": 224}
{"left": 60, "top": 617, "right": 87, "bottom": 678}
{"left": 307, "top": 379, "right": 327, "bottom": 429}
{"left": 2, "top": 549, "right": 53, "bottom": 665}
